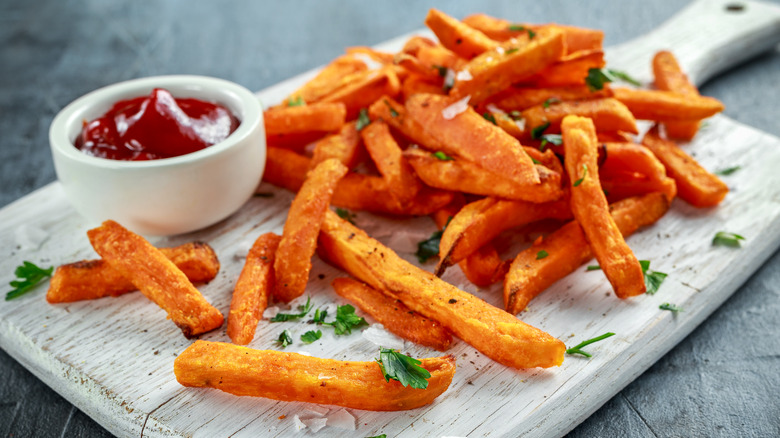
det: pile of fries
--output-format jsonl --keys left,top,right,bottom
{"left": 44, "top": 9, "right": 729, "bottom": 413}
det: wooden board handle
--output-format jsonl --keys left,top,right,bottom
{"left": 606, "top": 0, "right": 780, "bottom": 87}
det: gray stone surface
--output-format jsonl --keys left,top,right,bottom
{"left": 1, "top": 0, "right": 778, "bottom": 436}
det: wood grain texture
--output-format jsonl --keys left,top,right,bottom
{"left": 2, "top": 1, "right": 780, "bottom": 437}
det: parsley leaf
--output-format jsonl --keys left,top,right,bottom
{"left": 586, "top": 265, "right": 601, "bottom": 271}
{"left": 566, "top": 332, "right": 615, "bottom": 358}
{"left": 712, "top": 231, "right": 745, "bottom": 248}
{"left": 270, "top": 297, "right": 313, "bottom": 322}
{"left": 275, "top": 330, "right": 293, "bottom": 348}
{"left": 6, "top": 261, "right": 53, "bottom": 301}
{"left": 586, "top": 68, "right": 612, "bottom": 91}
{"left": 335, "top": 207, "right": 356, "bottom": 225}
{"left": 505, "top": 47, "right": 519, "bottom": 55}
{"left": 572, "top": 164, "right": 588, "bottom": 187}
{"left": 715, "top": 166, "right": 740, "bottom": 176}
{"left": 376, "top": 348, "right": 431, "bottom": 389}
{"left": 366, "top": 435, "right": 387, "bottom": 438}
{"left": 606, "top": 69, "right": 641, "bottom": 87}
{"left": 536, "top": 250, "right": 549, "bottom": 260}
{"left": 287, "top": 96, "right": 305, "bottom": 107}
{"left": 640, "top": 260, "right": 667, "bottom": 295}
{"left": 659, "top": 302, "right": 684, "bottom": 313}
{"left": 356, "top": 108, "right": 371, "bottom": 131}
{"left": 531, "top": 121, "right": 550, "bottom": 140}
{"left": 300, "top": 330, "right": 322, "bottom": 344}
{"left": 539, "top": 133, "right": 562, "bottom": 151}
{"left": 543, "top": 97, "right": 561, "bottom": 108}
{"left": 383, "top": 99, "right": 399, "bottom": 118}
{"left": 311, "top": 308, "right": 328, "bottom": 324}
{"left": 482, "top": 112, "right": 498, "bottom": 125}
{"left": 509, "top": 110, "right": 522, "bottom": 120}
{"left": 326, "top": 304, "right": 367, "bottom": 335}
{"left": 432, "top": 65, "right": 448, "bottom": 77}
{"left": 507, "top": 24, "right": 536, "bottom": 39}
{"left": 432, "top": 151, "right": 454, "bottom": 161}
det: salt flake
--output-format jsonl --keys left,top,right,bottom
{"left": 441, "top": 96, "right": 471, "bottom": 120}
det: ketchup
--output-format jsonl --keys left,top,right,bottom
{"left": 75, "top": 88, "right": 239, "bottom": 160}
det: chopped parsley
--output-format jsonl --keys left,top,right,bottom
{"left": 536, "top": 250, "right": 549, "bottom": 260}
{"left": 356, "top": 108, "right": 371, "bottom": 131}
{"left": 5, "top": 261, "right": 53, "bottom": 301}
{"left": 586, "top": 265, "right": 601, "bottom": 271}
{"left": 586, "top": 68, "right": 641, "bottom": 91}
{"left": 572, "top": 164, "right": 588, "bottom": 187}
{"left": 286, "top": 96, "right": 305, "bottom": 107}
{"left": 324, "top": 304, "right": 367, "bottom": 335}
{"left": 640, "top": 260, "right": 667, "bottom": 295}
{"left": 366, "top": 435, "right": 387, "bottom": 438}
{"left": 275, "top": 330, "right": 293, "bottom": 348}
{"left": 507, "top": 24, "right": 536, "bottom": 39}
{"left": 376, "top": 348, "right": 431, "bottom": 389}
{"left": 607, "top": 69, "right": 641, "bottom": 86}
{"left": 715, "top": 166, "right": 740, "bottom": 176}
{"left": 565, "top": 332, "right": 615, "bottom": 358}
{"left": 531, "top": 121, "right": 550, "bottom": 140}
{"left": 659, "top": 302, "right": 684, "bottom": 313}
{"left": 311, "top": 308, "right": 328, "bottom": 324}
{"left": 432, "top": 64, "right": 448, "bottom": 77}
{"left": 335, "top": 207, "right": 357, "bottom": 225}
{"left": 383, "top": 99, "right": 399, "bottom": 118}
{"left": 482, "top": 112, "right": 498, "bottom": 125}
{"left": 416, "top": 218, "right": 451, "bottom": 263}
{"left": 509, "top": 110, "right": 523, "bottom": 120}
{"left": 543, "top": 97, "right": 561, "bottom": 108}
{"left": 270, "top": 297, "right": 313, "bottom": 322}
{"left": 432, "top": 151, "right": 454, "bottom": 161}
{"left": 712, "top": 231, "right": 745, "bottom": 248}
{"left": 505, "top": 47, "right": 519, "bottom": 55}
{"left": 300, "top": 330, "right": 322, "bottom": 344}
{"left": 539, "top": 133, "right": 562, "bottom": 151}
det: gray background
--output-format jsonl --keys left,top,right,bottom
{"left": 1, "top": 0, "right": 779, "bottom": 436}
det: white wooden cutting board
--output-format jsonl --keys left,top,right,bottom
{"left": 1, "top": 0, "right": 780, "bottom": 436}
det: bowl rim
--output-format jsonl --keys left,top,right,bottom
{"left": 49, "top": 74, "right": 263, "bottom": 169}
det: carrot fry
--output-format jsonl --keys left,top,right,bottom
{"left": 274, "top": 159, "right": 348, "bottom": 303}
{"left": 263, "top": 103, "right": 346, "bottom": 136}
{"left": 563, "top": 115, "right": 645, "bottom": 298}
{"left": 286, "top": 55, "right": 368, "bottom": 104}
{"left": 642, "top": 127, "right": 728, "bottom": 207}
{"left": 227, "top": 233, "right": 281, "bottom": 345}
{"left": 612, "top": 88, "right": 724, "bottom": 121}
{"left": 488, "top": 85, "right": 612, "bottom": 112}
{"left": 46, "top": 242, "right": 220, "bottom": 304}
{"left": 404, "top": 148, "right": 563, "bottom": 203}
{"left": 425, "top": 9, "right": 498, "bottom": 59}
{"left": 653, "top": 50, "right": 700, "bottom": 140}
{"left": 435, "top": 197, "right": 572, "bottom": 276}
{"left": 599, "top": 142, "right": 677, "bottom": 201}
{"left": 450, "top": 27, "right": 565, "bottom": 104}
{"left": 174, "top": 340, "right": 456, "bottom": 411}
{"left": 318, "top": 210, "right": 565, "bottom": 369}
{"left": 521, "top": 98, "right": 638, "bottom": 136}
{"left": 309, "top": 121, "right": 365, "bottom": 170}
{"left": 368, "top": 96, "right": 448, "bottom": 151}
{"left": 504, "top": 192, "right": 670, "bottom": 313}
{"left": 405, "top": 93, "right": 540, "bottom": 185}
{"left": 86, "top": 221, "right": 223, "bottom": 338}
{"left": 321, "top": 67, "right": 402, "bottom": 119}
{"left": 361, "top": 120, "right": 422, "bottom": 206}
{"left": 332, "top": 278, "right": 453, "bottom": 351}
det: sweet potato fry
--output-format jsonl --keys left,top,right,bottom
{"left": 262, "top": 146, "right": 309, "bottom": 192}
{"left": 416, "top": 43, "right": 468, "bottom": 72}
{"left": 599, "top": 142, "right": 677, "bottom": 201}
{"left": 361, "top": 120, "right": 422, "bottom": 206}
{"left": 86, "top": 221, "right": 223, "bottom": 338}
{"left": 266, "top": 131, "right": 329, "bottom": 153}
{"left": 309, "top": 122, "right": 364, "bottom": 170}
{"left": 435, "top": 197, "right": 572, "bottom": 276}
{"left": 227, "top": 233, "right": 281, "bottom": 345}
{"left": 404, "top": 148, "right": 563, "bottom": 203}
{"left": 462, "top": 15, "right": 604, "bottom": 54}
{"left": 318, "top": 210, "right": 565, "bottom": 369}
{"left": 459, "top": 244, "right": 510, "bottom": 287}
{"left": 46, "top": 242, "right": 220, "bottom": 303}
{"left": 286, "top": 55, "right": 368, "bottom": 104}
{"left": 395, "top": 54, "right": 440, "bottom": 80}
{"left": 401, "top": 74, "right": 446, "bottom": 100}
{"left": 174, "top": 340, "right": 456, "bottom": 411}
{"left": 488, "top": 85, "right": 612, "bottom": 112}
{"left": 504, "top": 192, "right": 670, "bottom": 313}
{"left": 450, "top": 27, "right": 565, "bottom": 104}
{"left": 321, "top": 67, "right": 402, "bottom": 119}
{"left": 653, "top": 50, "right": 700, "bottom": 140}
{"left": 563, "top": 115, "right": 645, "bottom": 298}
{"left": 264, "top": 103, "right": 346, "bottom": 136}
{"left": 332, "top": 278, "right": 452, "bottom": 351}
{"left": 368, "top": 96, "right": 448, "bottom": 151}
{"left": 612, "top": 88, "right": 724, "bottom": 122}
{"left": 274, "top": 159, "right": 348, "bottom": 303}
{"left": 525, "top": 50, "right": 605, "bottom": 88}
{"left": 642, "top": 127, "right": 728, "bottom": 207}
{"left": 346, "top": 46, "right": 395, "bottom": 65}
{"left": 400, "top": 35, "right": 437, "bottom": 56}
{"left": 425, "top": 9, "right": 498, "bottom": 59}
{"left": 521, "top": 98, "right": 638, "bottom": 136}
{"left": 405, "top": 93, "right": 540, "bottom": 185}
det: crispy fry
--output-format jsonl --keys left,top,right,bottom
{"left": 264, "top": 103, "right": 346, "bottom": 136}
{"left": 425, "top": 9, "right": 498, "bottom": 59}
{"left": 526, "top": 50, "right": 605, "bottom": 88}
{"left": 86, "top": 221, "right": 223, "bottom": 338}
{"left": 346, "top": 46, "right": 395, "bottom": 65}
{"left": 522, "top": 98, "right": 638, "bottom": 136}
{"left": 599, "top": 142, "right": 677, "bottom": 201}
{"left": 309, "top": 121, "right": 364, "bottom": 170}
{"left": 653, "top": 50, "right": 700, "bottom": 140}
{"left": 368, "top": 96, "right": 449, "bottom": 151}
{"left": 332, "top": 278, "right": 453, "bottom": 351}
{"left": 462, "top": 15, "right": 604, "bottom": 54}
{"left": 404, "top": 148, "right": 563, "bottom": 202}
{"left": 361, "top": 120, "right": 422, "bottom": 206}
{"left": 450, "top": 27, "right": 565, "bottom": 104}
{"left": 400, "top": 35, "right": 437, "bottom": 56}
{"left": 563, "top": 115, "right": 645, "bottom": 298}
{"left": 321, "top": 67, "right": 402, "bottom": 119}
{"left": 274, "top": 159, "right": 348, "bottom": 303}
{"left": 318, "top": 210, "right": 566, "bottom": 369}
{"left": 612, "top": 88, "right": 724, "bottom": 122}
{"left": 401, "top": 74, "right": 446, "bottom": 100}
{"left": 459, "top": 243, "right": 510, "bottom": 287}
{"left": 286, "top": 55, "right": 368, "bottom": 104}
{"left": 227, "top": 233, "right": 281, "bottom": 345}
{"left": 435, "top": 197, "right": 572, "bottom": 275}
{"left": 46, "top": 242, "right": 220, "bottom": 304}
{"left": 262, "top": 146, "right": 310, "bottom": 192}
{"left": 642, "top": 127, "right": 728, "bottom": 207}
{"left": 489, "top": 85, "right": 612, "bottom": 112}
{"left": 416, "top": 43, "right": 468, "bottom": 72}
{"left": 174, "top": 340, "right": 456, "bottom": 411}
{"left": 504, "top": 192, "right": 670, "bottom": 313}
{"left": 405, "top": 93, "right": 540, "bottom": 185}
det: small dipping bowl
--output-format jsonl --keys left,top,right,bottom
{"left": 49, "top": 75, "right": 265, "bottom": 236}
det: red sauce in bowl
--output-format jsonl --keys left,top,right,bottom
{"left": 74, "top": 88, "right": 240, "bottom": 160}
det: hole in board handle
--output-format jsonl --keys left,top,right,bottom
{"left": 725, "top": 3, "right": 746, "bottom": 12}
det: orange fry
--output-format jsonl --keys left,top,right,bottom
{"left": 286, "top": 55, "right": 368, "bottom": 104}
{"left": 525, "top": 50, "right": 605, "bottom": 88}
{"left": 425, "top": 9, "right": 498, "bottom": 59}
{"left": 174, "top": 340, "right": 456, "bottom": 411}
{"left": 459, "top": 243, "right": 510, "bottom": 287}
{"left": 263, "top": 102, "right": 346, "bottom": 136}
{"left": 612, "top": 88, "right": 724, "bottom": 122}
{"left": 227, "top": 233, "right": 281, "bottom": 345}
{"left": 274, "top": 159, "right": 348, "bottom": 303}
{"left": 462, "top": 15, "right": 603, "bottom": 54}
{"left": 321, "top": 67, "right": 402, "bottom": 119}
{"left": 368, "top": 96, "right": 448, "bottom": 151}
{"left": 401, "top": 74, "right": 446, "bottom": 100}
{"left": 642, "top": 127, "right": 728, "bottom": 207}
{"left": 522, "top": 98, "right": 638, "bottom": 136}
{"left": 653, "top": 50, "right": 700, "bottom": 140}
{"left": 46, "top": 242, "right": 220, "bottom": 303}
{"left": 599, "top": 142, "right": 677, "bottom": 202}
{"left": 489, "top": 85, "right": 612, "bottom": 112}
{"left": 332, "top": 278, "right": 453, "bottom": 351}
{"left": 563, "top": 115, "right": 644, "bottom": 298}
{"left": 361, "top": 119, "right": 422, "bottom": 206}
{"left": 309, "top": 121, "right": 364, "bottom": 170}
{"left": 86, "top": 220, "right": 223, "bottom": 338}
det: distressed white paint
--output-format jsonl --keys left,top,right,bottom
{"left": 1, "top": 0, "right": 780, "bottom": 437}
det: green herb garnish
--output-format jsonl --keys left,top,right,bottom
{"left": 539, "top": 133, "right": 562, "bottom": 151}
{"left": 300, "top": 330, "right": 322, "bottom": 344}
{"left": 659, "top": 302, "right": 684, "bottom": 313}
{"left": 715, "top": 166, "right": 740, "bottom": 176}
{"left": 432, "top": 151, "right": 454, "bottom": 161}
{"left": 416, "top": 217, "right": 451, "bottom": 264}
{"left": 531, "top": 121, "right": 550, "bottom": 140}
{"left": 606, "top": 69, "right": 641, "bottom": 86}
{"left": 572, "top": 164, "right": 588, "bottom": 187}
{"left": 505, "top": 47, "right": 519, "bottom": 55}
{"left": 384, "top": 99, "right": 399, "bottom": 118}
{"left": 640, "top": 260, "right": 667, "bottom": 295}
{"left": 543, "top": 97, "right": 561, "bottom": 108}
{"left": 586, "top": 265, "right": 601, "bottom": 271}
{"left": 509, "top": 110, "right": 522, "bottom": 120}
{"left": 432, "top": 65, "right": 448, "bottom": 77}
{"left": 311, "top": 308, "right": 328, "bottom": 324}
{"left": 270, "top": 297, "right": 313, "bottom": 322}
{"left": 376, "top": 348, "right": 431, "bottom": 389}
{"left": 712, "top": 231, "right": 745, "bottom": 248}
{"left": 275, "top": 330, "right": 293, "bottom": 347}
{"left": 5, "top": 261, "right": 53, "bottom": 301}
{"left": 482, "top": 112, "right": 498, "bottom": 125}
{"left": 336, "top": 207, "right": 356, "bottom": 225}
{"left": 507, "top": 24, "right": 536, "bottom": 39}
{"left": 586, "top": 68, "right": 641, "bottom": 91}
{"left": 536, "top": 250, "right": 549, "bottom": 260}
{"left": 287, "top": 96, "right": 305, "bottom": 107}
{"left": 325, "top": 304, "right": 367, "bottom": 335}
{"left": 356, "top": 108, "right": 371, "bottom": 131}
{"left": 566, "top": 332, "right": 615, "bottom": 357}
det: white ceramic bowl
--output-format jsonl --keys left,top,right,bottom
{"left": 49, "top": 75, "right": 265, "bottom": 236}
